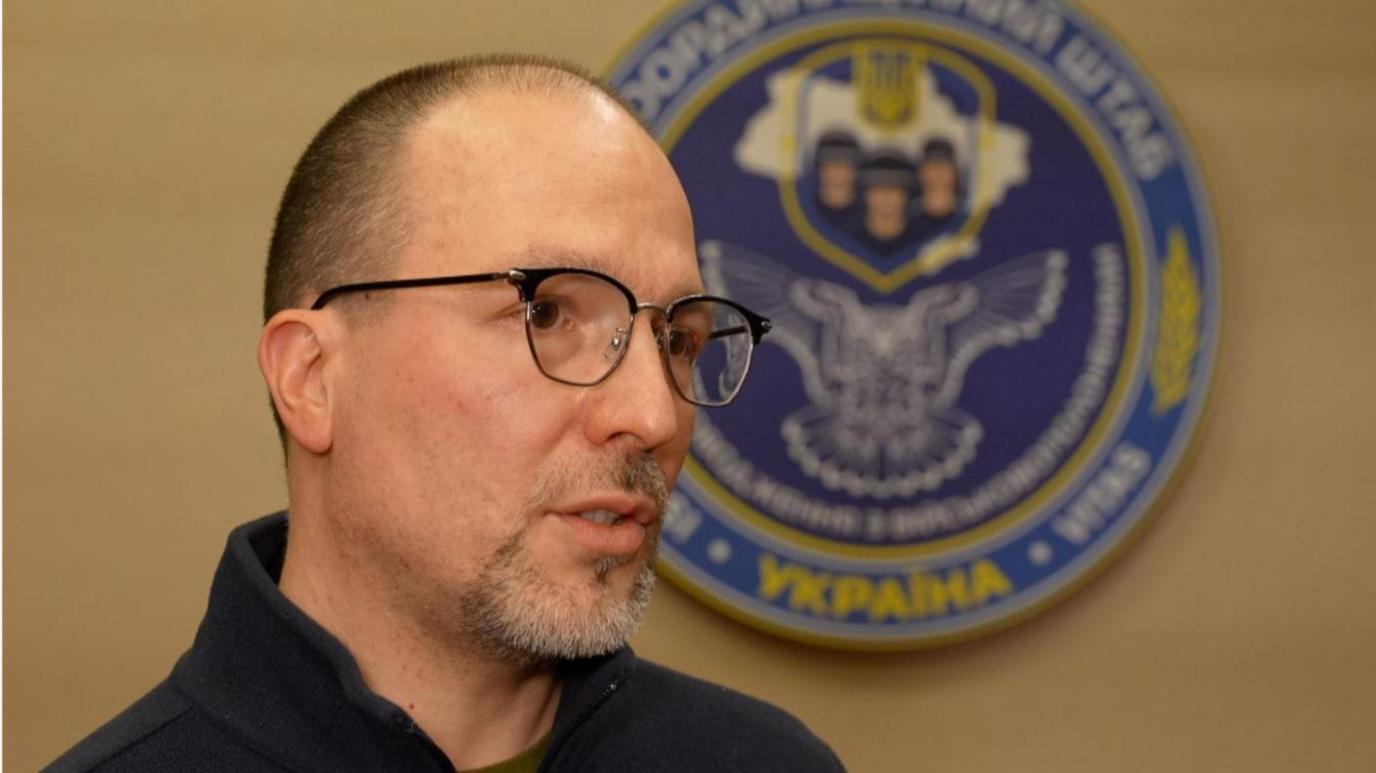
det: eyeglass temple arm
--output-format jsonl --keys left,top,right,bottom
{"left": 310, "top": 270, "right": 524, "bottom": 310}
{"left": 708, "top": 317, "right": 772, "bottom": 343}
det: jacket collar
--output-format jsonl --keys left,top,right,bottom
{"left": 173, "top": 512, "right": 633, "bottom": 772}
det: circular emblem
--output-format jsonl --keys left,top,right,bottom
{"left": 609, "top": 1, "right": 1220, "bottom": 649}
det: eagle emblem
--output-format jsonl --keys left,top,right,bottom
{"left": 702, "top": 240, "right": 1067, "bottom": 499}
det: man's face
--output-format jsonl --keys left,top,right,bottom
{"left": 920, "top": 158, "right": 956, "bottom": 196}
{"left": 818, "top": 159, "right": 856, "bottom": 209}
{"left": 324, "top": 89, "right": 700, "bottom": 661}
{"left": 865, "top": 183, "right": 909, "bottom": 220}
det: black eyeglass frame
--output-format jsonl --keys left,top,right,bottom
{"left": 310, "top": 267, "right": 772, "bottom": 406}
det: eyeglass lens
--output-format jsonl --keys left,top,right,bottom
{"left": 524, "top": 272, "right": 754, "bottom": 406}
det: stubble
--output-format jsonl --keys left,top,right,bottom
{"left": 460, "top": 452, "right": 669, "bottom": 664}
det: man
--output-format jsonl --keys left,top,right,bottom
{"left": 48, "top": 55, "right": 842, "bottom": 772}
{"left": 854, "top": 147, "right": 918, "bottom": 256}
{"left": 911, "top": 136, "right": 963, "bottom": 240}
{"left": 812, "top": 129, "right": 862, "bottom": 224}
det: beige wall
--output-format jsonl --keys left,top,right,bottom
{"left": 6, "top": 1, "right": 1375, "bottom": 770}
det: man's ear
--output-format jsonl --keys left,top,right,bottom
{"left": 258, "top": 310, "right": 335, "bottom": 454}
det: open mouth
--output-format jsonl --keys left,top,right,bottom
{"left": 556, "top": 509, "right": 648, "bottom": 556}
{"left": 576, "top": 509, "right": 625, "bottom": 526}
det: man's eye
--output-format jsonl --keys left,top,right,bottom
{"left": 667, "top": 328, "right": 700, "bottom": 359}
{"left": 529, "top": 300, "right": 562, "bottom": 329}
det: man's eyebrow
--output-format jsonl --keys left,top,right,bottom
{"left": 665, "top": 281, "right": 708, "bottom": 301}
{"left": 511, "top": 249, "right": 617, "bottom": 274}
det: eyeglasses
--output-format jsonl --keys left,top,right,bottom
{"left": 311, "top": 267, "right": 772, "bottom": 407}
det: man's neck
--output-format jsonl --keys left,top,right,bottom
{"left": 279, "top": 515, "right": 561, "bottom": 770}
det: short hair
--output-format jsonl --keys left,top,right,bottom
{"left": 920, "top": 136, "right": 957, "bottom": 165}
{"left": 263, "top": 54, "right": 633, "bottom": 322}
{"left": 859, "top": 147, "right": 917, "bottom": 189}
{"left": 813, "top": 129, "right": 861, "bottom": 166}
{"left": 263, "top": 54, "right": 637, "bottom": 447}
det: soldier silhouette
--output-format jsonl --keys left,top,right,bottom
{"left": 811, "top": 130, "right": 862, "bottom": 225}
{"left": 911, "top": 136, "right": 963, "bottom": 241}
{"left": 853, "top": 147, "right": 918, "bottom": 256}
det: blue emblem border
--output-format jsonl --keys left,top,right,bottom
{"left": 607, "top": 0, "right": 1222, "bottom": 649}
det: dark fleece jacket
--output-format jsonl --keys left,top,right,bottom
{"left": 46, "top": 513, "right": 845, "bottom": 772}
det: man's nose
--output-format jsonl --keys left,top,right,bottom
{"left": 582, "top": 315, "right": 684, "bottom": 453}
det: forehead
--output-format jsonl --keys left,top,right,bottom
{"left": 395, "top": 88, "right": 701, "bottom": 301}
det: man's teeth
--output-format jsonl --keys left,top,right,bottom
{"left": 577, "top": 510, "right": 623, "bottom": 525}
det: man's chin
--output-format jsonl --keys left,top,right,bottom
{"left": 464, "top": 554, "right": 657, "bottom": 664}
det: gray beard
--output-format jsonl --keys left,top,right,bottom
{"left": 458, "top": 452, "right": 668, "bottom": 665}
{"left": 462, "top": 537, "right": 658, "bottom": 665}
